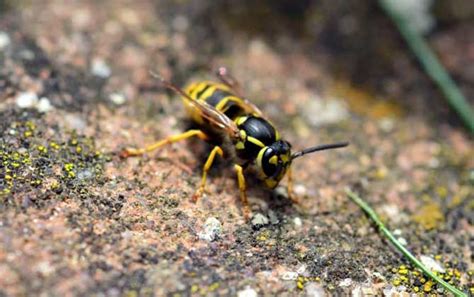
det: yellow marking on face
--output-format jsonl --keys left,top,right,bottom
{"left": 247, "top": 136, "right": 265, "bottom": 148}
{"left": 275, "top": 130, "right": 281, "bottom": 140}
{"left": 235, "top": 142, "right": 245, "bottom": 150}
{"left": 256, "top": 147, "right": 266, "bottom": 175}
{"left": 265, "top": 178, "right": 278, "bottom": 189}
{"left": 269, "top": 155, "right": 278, "bottom": 165}
{"left": 281, "top": 154, "right": 289, "bottom": 163}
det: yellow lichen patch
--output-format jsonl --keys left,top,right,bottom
{"left": 37, "top": 145, "right": 48, "bottom": 154}
{"left": 449, "top": 186, "right": 470, "bottom": 208}
{"left": 49, "top": 141, "right": 61, "bottom": 150}
{"left": 256, "top": 230, "right": 271, "bottom": 241}
{"left": 423, "top": 280, "right": 433, "bottom": 293}
{"left": 208, "top": 282, "right": 220, "bottom": 292}
{"left": 190, "top": 285, "right": 199, "bottom": 294}
{"left": 330, "top": 81, "right": 403, "bottom": 119}
{"left": 295, "top": 275, "right": 321, "bottom": 290}
{"left": 412, "top": 202, "right": 445, "bottom": 230}
{"left": 435, "top": 186, "right": 448, "bottom": 198}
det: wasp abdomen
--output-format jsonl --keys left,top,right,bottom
{"left": 185, "top": 82, "right": 248, "bottom": 121}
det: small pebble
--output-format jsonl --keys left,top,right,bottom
{"left": 304, "top": 283, "right": 326, "bottom": 297}
{"left": 379, "top": 118, "right": 395, "bottom": 132}
{"left": 420, "top": 255, "right": 445, "bottom": 273}
{"left": 274, "top": 185, "right": 288, "bottom": 198}
{"left": 428, "top": 158, "right": 440, "bottom": 168}
{"left": 109, "top": 93, "right": 126, "bottom": 105}
{"left": 237, "top": 287, "right": 257, "bottom": 297}
{"left": 15, "top": 93, "right": 53, "bottom": 113}
{"left": 77, "top": 169, "right": 94, "bottom": 180}
{"left": 338, "top": 278, "right": 352, "bottom": 287}
{"left": 297, "top": 264, "right": 307, "bottom": 275}
{"left": 37, "top": 97, "right": 53, "bottom": 113}
{"left": 251, "top": 213, "right": 269, "bottom": 229}
{"left": 382, "top": 206, "right": 401, "bottom": 221}
{"left": 382, "top": 285, "right": 397, "bottom": 297}
{"left": 293, "top": 217, "right": 303, "bottom": 228}
{"left": 36, "top": 261, "right": 54, "bottom": 276}
{"left": 303, "top": 99, "right": 349, "bottom": 127}
{"left": 16, "top": 92, "right": 38, "bottom": 108}
{"left": 198, "top": 217, "right": 222, "bottom": 242}
{"left": 397, "top": 285, "right": 407, "bottom": 292}
{"left": 268, "top": 210, "right": 279, "bottom": 225}
{"left": 352, "top": 285, "right": 376, "bottom": 297}
{"left": 91, "top": 58, "right": 111, "bottom": 78}
{"left": 65, "top": 114, "right": 87, "bottom": 131}
{"left": 0, "top": 31, "right": 11, "bottom": 50}
{"left": 281, "top": 271, "right": 298, "bottom": 281}
{"left": 294, "top": 184, "right": 307, "bottom": 196}
{"left": 397, "top": 237, "right": 407, "bottom": 246}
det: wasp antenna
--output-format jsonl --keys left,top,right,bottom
{"left": 291, "top": 142, "right": 349, "bottom": 160}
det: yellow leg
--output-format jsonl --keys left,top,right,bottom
{"left": 121, "top": 129, "right": 208, "bottom": 157}
{"left": 234, "top": 164, "right": 251, "bottom": 219}
{"left": 286, "top": 166, "right": 300, "bottom": 204}
{"left": 192, "top": 146, "right": 224, "bottom": 202}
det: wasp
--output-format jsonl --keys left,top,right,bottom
{"left": 121, "top": 67, "right": 348, "bottom": 218}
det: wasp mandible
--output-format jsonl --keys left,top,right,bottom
{"left": 121, "top": 67, "right": 348, "bottom": 218}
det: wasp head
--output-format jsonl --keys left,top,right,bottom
{"left": 257, "top": 140, "right": 292, "bottom": 189}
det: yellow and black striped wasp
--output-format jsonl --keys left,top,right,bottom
{"left": 121, "top": 67, "right": 348, "bottom": 218}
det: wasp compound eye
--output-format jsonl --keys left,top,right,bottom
{"left": 261, "top": 147, "right": 279, "bottom": 177}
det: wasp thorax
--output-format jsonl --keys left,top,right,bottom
{"left": 257, "top": 140, "right": 292, "bottom": 188}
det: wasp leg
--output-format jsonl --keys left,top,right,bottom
{"left": 286, "top": 166, "right": 300, "bottom": 204}
{"left": 192, "top": 146, "right": 224, "bottom": 202}
{"left": 121, "top": 129, "right": 208, "bottom": 157}
{"left": 234, "top": 164, "right": 251, "bottom": 219}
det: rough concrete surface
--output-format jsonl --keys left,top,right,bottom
{"left": 0, "top": 1, "right": 472, "bottom": 296}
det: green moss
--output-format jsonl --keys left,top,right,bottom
{"left": 0, "top": 110, "right": 109, "bottom": 205}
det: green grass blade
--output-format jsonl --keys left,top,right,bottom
{"left": 345, "top": 188, "right": 467, "bottom": 297}
{"left": 378, "top": 0, "right": 474, "bottom": 133}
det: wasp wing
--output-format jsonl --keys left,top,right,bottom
{"left": 215, "top": 67, "right": 264, "bottom": 117}
{"left": 150, "top": 72, "right": 240, "bottom": 139}
{"left": 236, "top": 98, "right": 264, "bottom": 117}
{"left": 184, "top": 94, "right": 240, "bottom": 137}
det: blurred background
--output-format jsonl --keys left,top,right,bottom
{"left": 2, "top": 0, "right": 473, "bottom": 127}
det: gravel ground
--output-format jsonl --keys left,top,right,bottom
{"left": 0, "top": 1, "right": 472, "bottom": 296}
